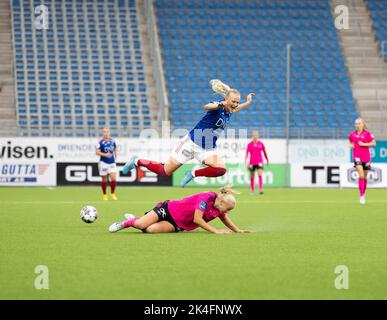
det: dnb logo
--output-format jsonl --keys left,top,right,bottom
{"left": 347, "top": 167, "right": 382, "bottom": 185}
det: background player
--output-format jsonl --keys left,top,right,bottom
{"left": 348, "top": 118, "right": 376, "bottom": 205}
{"left": 121, "top": 79, "right": 255, "bottom": 187}
{"left": 96, "top": 128, "right": 118, "bottom": 201}
{"left": 245, "top": 132, "right": 269, "bottom": 194}
{"left": 108, "top": 186, "right": 251, "bottom": 234}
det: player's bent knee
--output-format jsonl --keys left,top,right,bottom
{"left": 134, "top": 220, "right": 148, "bottom": 230}
{"left": 163, "top": 169, "right": 172, "bottom": 177}
{"left": 144, "top": 225, "right": 158, "bottom": 233}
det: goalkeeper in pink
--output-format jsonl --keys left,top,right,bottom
{"left": 245, "top": 132, "right": 269, "bottom": 194}
{"left": 348, "top": 118, "right": 376, "bottom": 205}
{"left": 108, "top": 186, "right": 251, "bottom": 234}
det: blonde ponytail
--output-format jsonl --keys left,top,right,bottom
{"left": 210, "top": 79, "right": 240, "bottom": 98}
{"left": 356, "top": 118, "right": 369, "bottom": 130}
{"left": 219, "top": 185, "right": 240, "bottom": 195}
{"left": 218, "top": 185, "right": 240, "bottom": 208}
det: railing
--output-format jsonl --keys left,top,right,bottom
{"left": 143, "top": 0, "right": 169, "bottom": 127}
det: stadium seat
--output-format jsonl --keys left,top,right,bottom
{"left": 12, "top": 0, "right": 152, "bottom": 137}
{"left": 368, "top": 0, "right": 387, "bottom": 60}
{"left": 155, "top": 0, "right": 357, "bottom": 137}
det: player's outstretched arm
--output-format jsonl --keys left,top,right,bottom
{"left": 193, "top": 210, "right": 231, "bottom": 234}
{"left": 234, "top": 93, "right": 255, "bottom": 113}
{"left": 219, "top": 214, "right": 252, "bottom": 233}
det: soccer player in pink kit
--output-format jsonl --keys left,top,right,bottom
{"left": 349, "top": 118, "right": 376, "bottom": 205}
{"left": 108, "top": 186, "right": 251, "bottom": 234}
{"left": 245, "top": 132, "right": 269, "bottom": 194}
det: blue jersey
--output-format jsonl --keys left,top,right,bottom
{"left": 96, "top": 139, "right": 116, "bottom": 164}
{"left": 189, "top": 102, "right": 232, "bottom": 150}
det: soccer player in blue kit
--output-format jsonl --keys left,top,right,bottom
{"left": 96, "top": 128, "right": 118, "bottom": 201}
{"left": 122, "top": 80, "right": 255, "bottom": 187}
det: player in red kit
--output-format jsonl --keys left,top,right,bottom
{"left": 245, "top": 132, "right": 269, "bottom": 194}
{"left": 349, "top": 118, "right": 376, "bottom": 205}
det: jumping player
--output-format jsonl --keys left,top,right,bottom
{"left": 245, "top": 131, "right": 269, "bottom": 194}
{"left": 108, "top": 186, "right": 251, "bottom": 234}
{"left": 96, "top": 128, "right": 118, "bottom": 201}
{"left": 121, "top": 79, "right": 255, "bottom": 187}
{"left": 348, "top": 118, "right": 376, "bottom": 205}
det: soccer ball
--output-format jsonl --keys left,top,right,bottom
{"left": 80, "top": 205, "right": 98, "bottom": 224}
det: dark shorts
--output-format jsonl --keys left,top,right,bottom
{"left": 145, "top": 201, "right": 184, "bottom": 232}
{"left": 248, "top": 164, "right": 264, "bottom": 171}
{"left": 353, "top": 160, "right": 371, "bottom": 171}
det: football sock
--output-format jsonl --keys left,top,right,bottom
{"left": 358, "top": 178, "right": 365, "bottom": 196}
{"left": 258, "top": 175, "right": 263, "bottom": 191}
{"left": 137, "top": 159, "right": 168, "bottom": 176}
{"left": 250, "top": 177, "right": 255, "bottom": 192}
{"left": 101, "top": 181, "right": 107, "bottom": 195}
{"left": 194, "top": 167, "right": 226, "bottom": 178}
{"left": 122, "top": 217, "right": 138, "bottom": 229}
{"left": 110, "top": 180, "right": 116, "bottom": 194}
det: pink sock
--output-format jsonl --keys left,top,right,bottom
{"left": 358, "top": 178, "right": 365, "bottom": 196}
{"left": 364, "top": 179, "right": 368, "bottom": 195}
{"left": 122, "top": 217, "right": 138, "bottom": 229}
{"left": 258, "top": 176, "right": 263, "bottom": 191}
{"left": 250, "top": 177, "right": 255, "bottom": 192}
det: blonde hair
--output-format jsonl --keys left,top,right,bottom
{"left": 355, "top": 118, "right": 368, "bottom": 130}
{"left": 218, "top": 185, "right": 240, "bottom": 208}
{"left": 210, "top": 79, "right": 240, "bottom": 98}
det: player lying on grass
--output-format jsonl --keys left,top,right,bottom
{"left": 108, "top": 186, "right": 251, "bottom": 234}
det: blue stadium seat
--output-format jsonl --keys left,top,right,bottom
{"left": 368, "top": 0, "right": 387, "bottom": 59}
{"left": 11, "top": 0, "right": 150, "bottom": 136}
{"left": 155, "top": 0, "right": 357, "bottom": 137}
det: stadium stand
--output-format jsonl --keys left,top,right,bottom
{"left": 331, "top": 0, "right": 387, "bottom": 139}
{"left": 11, "top": 0, "right": 155, "bottom": 137}
{"left": 0, "top": 1, "right": 17, "bottom": 136}
{"left": 155, "top": 0, "right": 358, "bottom": 138}
{"left": 368, "top": 0, "right": 387, "bottom": 59}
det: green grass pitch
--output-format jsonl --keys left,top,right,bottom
{"left": 0, "top": 186, "right": 386, "bottom": 300}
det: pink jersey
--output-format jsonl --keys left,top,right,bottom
{"left": 349, "top": 130, "right": 374, "bottom": 162}
{"left": 167, "top": 192, "right": 226, "bottom": 231}
{"left": 246, "top": 141, "right": 266, "bottom": 165}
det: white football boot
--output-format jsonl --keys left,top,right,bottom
{"left": 124, "top": 213, "right": 135, "bottom": 221}
{"left": 108, "top": 222, "right": 124, "bottom": 233}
